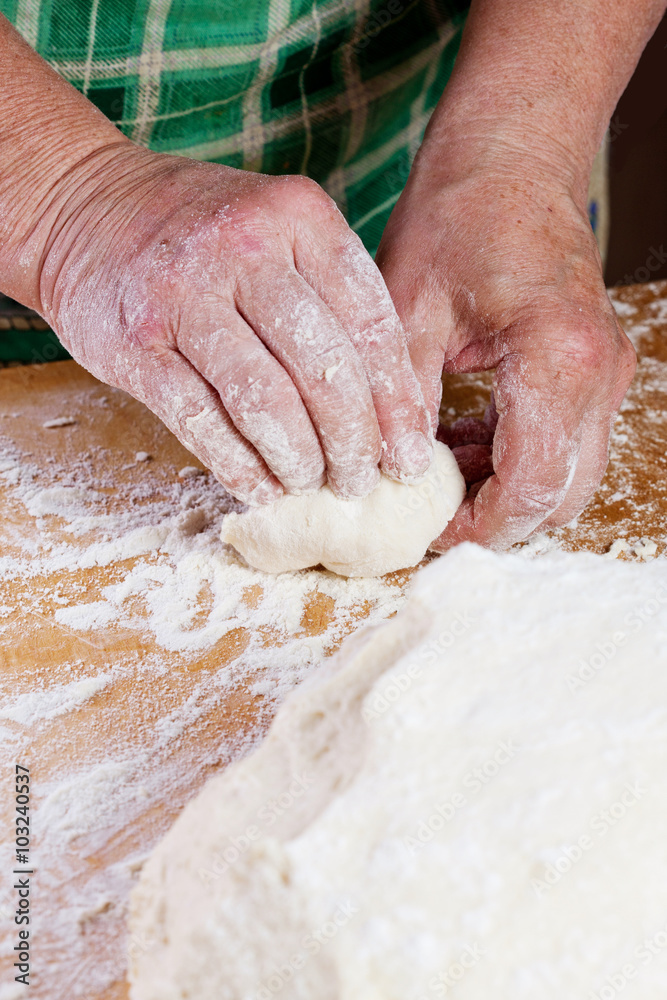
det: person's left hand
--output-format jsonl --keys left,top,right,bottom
{"left": 376, "top": 144, "right": 636, "bottom": 550}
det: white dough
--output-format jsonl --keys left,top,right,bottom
{"left": 220, "top": 441, "right": 464, "bottom": 577}
{"left": 129, "top": 544, "right": 667, "bottom": 999}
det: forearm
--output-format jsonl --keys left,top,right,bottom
{"left": 421, "top": 0, "right": 667, "bottom": 196}
{"left": 0, "top": 15, "right": 129, "bottom": 308}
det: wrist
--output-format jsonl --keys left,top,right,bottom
{"left": 0, "top": 134, "right": 137, "bottom": 311}
{"left": 412, "top": 86, "right": 596, "bottom": 209}
{"left": 412, "top": 0, "right": 667, "bottom": 207}
{"left": 0, "top": 15, "right": 130, "bottom": 309}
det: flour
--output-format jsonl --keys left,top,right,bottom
{"left": 1, "top": 286, "right": 665, "bottom": 999}
{"left": 0, "top": 672, "right": 111, "bottom": 726}
{"left": 129, "top": 545, "right": 667, "bottom": 1000}
{"left": 634, "top": 537, "right": 658, "bottom": 559}
{"left": 0, "top": 425, "right": 411, "bottom": 1000}
{"left": 42, "top": 416, "right": 77, "bottom": 428}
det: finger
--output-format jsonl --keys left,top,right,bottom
{"left": 376, "top": 222, "right": 457, "bottom": 430}
{"left": 120, "top": 345, "right": 283, "bottom": 505}
{"left": 178, "top": 305, "right": 325, "bottom": 493}
{"left": 539, "top": 406, "right": 614, "bottom": 529}
{"left": 541, "top": 321, "right": 636, "bottom": 528}
{"left": 237, "top": 264, "right": 382, "bottom": 499}
{"left": 294, "top": 223, "right": 433, "bottom": 482}
{"left": 431, "top": 351, "right": 587, "bottom": 550}
{"left": 451, "top": 444, "right": 494, "bottom": 488}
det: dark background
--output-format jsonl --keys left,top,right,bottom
{"left": 606, "top": 12, "right": 667, "bottom": 286}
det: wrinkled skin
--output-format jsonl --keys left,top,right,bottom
{"left": 1, "top": 2, "right": 661, "bottom": 550}
{"left": 377, "top": 149, "right": 637, "bottom": 549}
{"left": 38, "top": 144, "right": 432, "bottom": 504}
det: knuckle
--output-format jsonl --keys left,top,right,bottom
{"left": 541, "top": 318, "right": 630, "bottom": 390}
{"left": 278, "top": 174, "right": 335, "bottom": 216}
{"left": 499, "top": 465, "right": 570, "bottom": 513}
{"left": 300, "top": 343, "right": 351, "bottom": 383}
{"left": 223, "top": 374, "right": 272, "bottom": 416}
{"left": 550, "top": 327, "right": 609, "bottom": 375}
{"left": 512, "top": 485, "right": 565, "bottom": 512}
{"left": 350, "top": 318, "right": 400, "bottom": 353}
{"left": 169, "top": 394, "right": 215, "bottom": 430}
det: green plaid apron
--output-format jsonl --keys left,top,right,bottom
{"left": 0, "top": 0, "right": 469, "bottom": 362}
{"left": 4, "top": 0, "right": 468, "bottom": 239}
{"left": 0, "top": 0, "right": 607, "bottom": 364}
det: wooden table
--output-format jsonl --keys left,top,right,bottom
{"left": 1, "top": 281, "right": 665, "bottom": 1000}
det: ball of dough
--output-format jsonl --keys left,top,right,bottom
{"left": 129, "top": 545, "right": 667, "bottom": 1000}
{"left": 220, "top": 441, "right": 464, "bottom": 577}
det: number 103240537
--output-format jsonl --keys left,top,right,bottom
{"left": 15, "top": 765, "right": 30, "bottom": 863}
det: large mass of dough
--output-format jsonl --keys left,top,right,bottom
{"left": 129, "top": 544, "right": 667, "bottom": 999}
{"left": 220, "top": 440, "right": 464, "bottom": 576}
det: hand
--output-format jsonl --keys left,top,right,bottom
{"left": 35, "top": 144, "right": 431, "bottom": 504}
{"left": 376, "top": 148, "right": 636, "bottom": 549}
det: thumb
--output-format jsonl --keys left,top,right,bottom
{"left": 376, "top": 242, "right": 456, "bottom": 434}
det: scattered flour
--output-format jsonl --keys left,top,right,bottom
{"left": 634, "top": 537, "right": 658, "bottom": 560}
{"left": 0, "top": 673, "right": 111, "bottom": 726}
{"left": 42, "top": 416, "right": 77, "bottom": 429}
{"left": 129, "top": 545, "right": 667, "bottom": 1000}
{"left": 607, "top": 538, "right": 631, "bottom": 559}
{"left": 1, "top": 284, "right": 665, "bottom": 998}
{"left": 0, "top": 429, "right": 411, "bottom": 1000}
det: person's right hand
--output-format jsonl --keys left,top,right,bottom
{"left": 34, "top": 143, "right": 432, "bottom": 504}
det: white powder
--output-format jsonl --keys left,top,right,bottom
{"left": 42, "top": 416, "right": 77, "bottom": 428}
{"left": 23, "top": 484, "right": 103, "bottom": 519}
{"left": 607, "top": 538, "right": 631, "bottom": 559}
{"left": 1, "top": 284, "right": 664, "bottom": 997}
{"left": 634, "top": 537, "right": 658, "bottom": 559}
{"left": 0, "top": 673, "right": 111, "bottom": 726}
{"left": 0, "top": 426, "right": 411, "bottom": 1000}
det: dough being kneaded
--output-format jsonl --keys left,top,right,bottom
{"left": 128, "top": 547, "right": 667, "bottom": 1000}
{"left": 220, "top": 441, "right": 464, "bottom": 577}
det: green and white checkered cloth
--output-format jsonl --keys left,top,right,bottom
{"left": 2, "top": 0, "right": 469, "bottom": 255}
{"left": 0, "top": 0, "right": 609, "bottom": 365}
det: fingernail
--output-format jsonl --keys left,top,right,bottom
{"left": 291, "top": 472, "right": 327, "bottom": 495}
{"left": 246, "top": 475, "right": 284, "bottom": 506}
{"left": 330, "top": 463, "right": 380, "bottom": 499}
{"left": 393, "top": 431, "right": 432, "bottom": 477}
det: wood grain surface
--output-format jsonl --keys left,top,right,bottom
{"left": 1, "top": 281, "right": 665, "bottom": 1000}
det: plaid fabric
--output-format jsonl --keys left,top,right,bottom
{"left": 0, "top": 0, "right": 609, "bottom": 364}
{"left": 2, "top": 0, "right": 469, "bottom": 256}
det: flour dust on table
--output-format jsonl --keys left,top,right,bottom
{"left": 129, "top": 543, "right": 667, "bottom": 999}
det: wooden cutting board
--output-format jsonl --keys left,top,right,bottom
{"left": 0, "top": 281, "right": 665, "bottom": 1000}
